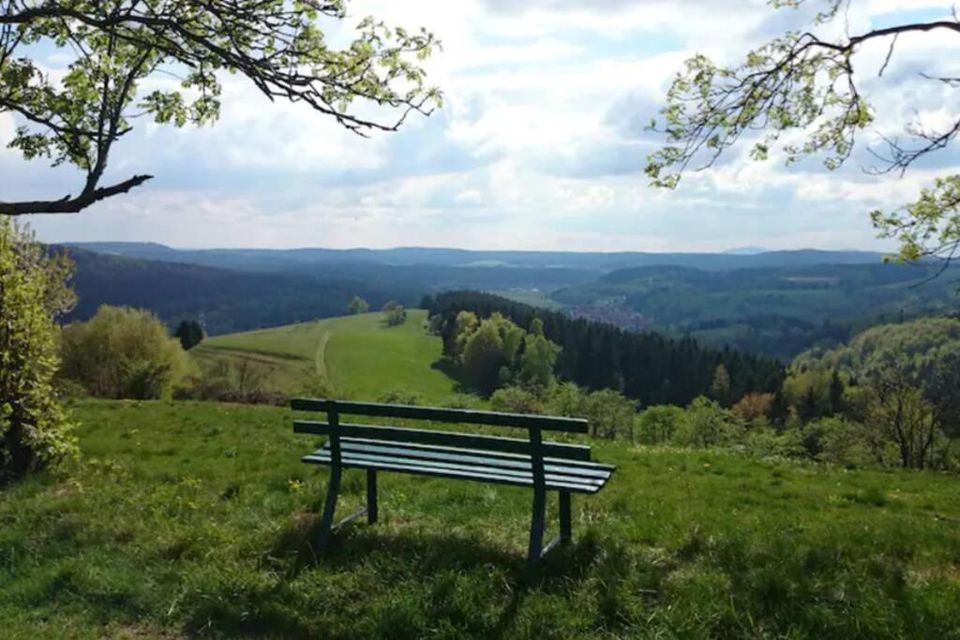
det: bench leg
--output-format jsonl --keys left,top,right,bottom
{"left": 527, "top": 485, "right": 546, "bottom": 569}
{"left": 367, "top": 469, "right": 378, "bottom": 525}
{"left": 316, "top": 464, "right": 342, "bottom": 551}
{"left": 559, "top": 490, "right": 572, "bottom": 543}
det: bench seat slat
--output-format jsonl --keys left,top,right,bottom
{"left": 331, "top": 444, "right": 607, "bottom": 487}
{"left": 340, "top": 437, "right": 615, "bottom": 472}
{"left": 332, "top": 449, "right": 605, "bottom": 487}
{"left": 334, "top": 439, "right": 614, "bottom": 480}
{"left": 302, "top": 450, "right": 606, "bottom": 494}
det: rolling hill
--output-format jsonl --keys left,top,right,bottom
{"left": 192, "top": 310, "right": 467, "bottom": 404}
{"left": 61, "top": 246, "right": 422, "bottom": 335}
{"left": 59, "top": 242, "right": 960, "bottom": 362}
{"left": 554, "top": 262, "right": 960, "bottom": 359}
{"left": 68, "top": 241, "right": 886, "bottom": 272}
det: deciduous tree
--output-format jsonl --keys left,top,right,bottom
{"left": 647, "top": 0, "right": 960, "bottom": 264}
{"left": 60, "top": 305, "right": 189, "bottom": 399}
{"left": 0, "top": 219, "right": 76, "bottom": 483}
{"left": 0, "top": 1, "right": 440, "bottom": 215}
{"left": 347, "top": 296, "right": 369, "bottom": 315}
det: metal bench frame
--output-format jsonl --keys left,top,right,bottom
{"left": 291, "top": 398, "right": 615, "bottom": 567}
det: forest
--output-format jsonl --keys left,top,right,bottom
{"left": 427, "top": 291, "right": 785, "bottom": 407}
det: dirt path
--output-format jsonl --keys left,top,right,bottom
{"left": 314, "top": 330, "right": 332, "bottom": 380}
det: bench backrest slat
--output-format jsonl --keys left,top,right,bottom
{"left": 294, "top": 420, "right": 593, "bottom": 461}
{"left": 291, "top": 398, "right": 588, "bottom": 434}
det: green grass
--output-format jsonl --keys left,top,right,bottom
{"left": 2, "top": 400, "right": 960, "bottom": 638}
{"left": 192, "top": 311, "right": 466, "bottom": 404}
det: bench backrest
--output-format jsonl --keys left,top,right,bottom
{"left": 291, "top": 398, "right": 592, "bottom": 462}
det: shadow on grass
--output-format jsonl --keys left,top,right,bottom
{"left": 269, "top": 510, "right": 602, "bottom": 580}
{"left": 430, "top": 357, "right": 479, "bottom": 396}
{"left": 216, "top": 511, "right": 608, "bottom": 637}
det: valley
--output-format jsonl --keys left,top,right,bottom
{"left": 61, "top": 243, "right": 960, "bottom": 362}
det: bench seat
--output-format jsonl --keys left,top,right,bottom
{"left": 303, "top": 437, "right": 614, "bottom": 494}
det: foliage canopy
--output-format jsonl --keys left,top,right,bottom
{"left": 0, "top": 218, "right": 76, "bottom": 484}
{"left": 60, "top": 305, "right": 189, "bottom": 399}
{"left": 0, "top": 0, "right": 440, "bottom": 214}
{"left": 647, "top": 0, "right": 960, "bottom": 264}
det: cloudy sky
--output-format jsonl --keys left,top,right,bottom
{"left": 3, "top": 0, "right": 958, "bottom": 251}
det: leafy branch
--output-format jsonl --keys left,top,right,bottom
{"left": 0, "top": 0, "right": 442, "bottom": 215}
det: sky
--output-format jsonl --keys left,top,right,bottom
{"left": 2, "top": 0, "right": 959, "bottom": 252}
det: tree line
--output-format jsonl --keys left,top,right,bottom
{"left": 425, "top": 291, "right": 784, "bottom": 407}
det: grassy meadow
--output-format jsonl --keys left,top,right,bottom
{"left": 191, "top": 310, "right": 466, "bottom": 404}
{"left": 1, "top": 399, "right": 959, "bottom": 638}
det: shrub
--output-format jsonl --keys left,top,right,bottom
{"left": 731, "top": 393, "right": 774, "bottom": 423}
{"left": 377, "top": 389, "right": 423, "bottom": 405}
{"left": 637, "top": 405, "right": 685, "bottom": 445}
{"left": 742, "top": 421, "right": 805, "bottom": 459}
{"left": 60, "top": 306, "right": 189, "bottom": 399}
{"left": 582, "top": 389, "right": 636, "bottom": 440}
{"left": 803, "top": 417, "right": 883, "bottom": 468}
{"left": 348, "top": 296, "right": 370, "bottom": 315}
{"left": 673, "top": 396, "right": 739, "bottom": 448}
{"left": 0, "top": 219, "right": 78, "bottom": 483}
{"left": 546, "top": 382, "right": 586, "bottom": 418}
{"left": 490, "top": 386, "right": 544, "bottom": 414}
{"left": 382, "top": 301, "right": 407, "bottom": 326}
{"left": 179, "top": 357, "right": 285, "bottom": 405}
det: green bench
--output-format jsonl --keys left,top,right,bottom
{"left": 291, "top": 398, "right": 615, "bottom": 567}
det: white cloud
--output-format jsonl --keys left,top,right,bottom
{"left": 9, "top": 0, "right": 956, "bottom": 251}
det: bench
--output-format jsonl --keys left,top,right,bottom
{"left": 291, "top": 398, "right": 615, "bottom": 567}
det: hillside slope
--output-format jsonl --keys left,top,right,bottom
{"left": 61, "top": 246, "right": 419, "bottom": 335}
{"left": 554, "top": 262, "right": 960, "bottom": 359}
{"left": 1, "top": 400, "right": 958, "bottom": 638}
{"left": 193, "top": 310, "right": 465, "bottom": 403}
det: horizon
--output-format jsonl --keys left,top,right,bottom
{"left": 63, "top": 240, "right": 886, "bottom": 256}
{"left": 4, "top": 1, "right": 952, "bottom": 252}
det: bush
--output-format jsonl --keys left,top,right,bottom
{"left": 582, "top": 389, "right": 636, "bottom": 440}
{"left": 637, "top": 405, "right": 685, "bottom": 445}
{"left": 348, "top": 296, "right": 370, "bottom": 315}
{"left": 377, "top": 389, "right": 423, "bottom": 405}
{"left": 490, "top": 386, "right": 544, "bottom": 414}
{"left": 803, "top": 417, "right": 880, "bottom": 467}
{"left": 673, "top": 396, "right": 739, "bottom": 448}
{"left": 731, "top": 392, "right": 774, "bottom": 423}
{"left": 178, "top": 357, "right": 286, "bottom": 405}
{"left": 742, "top": 421, "right": 805, "bottom": 459}
{"left": 545, "top": 382, "right": 586, "bottom": 418}
{"left": 60, "top": 306, "right": 189, "bottom": 399}
{"left": 0, "top": 220, "right": 78, "bottom": 483}
{"left": 382, "top": 301, "right": 407, "bottom": 326}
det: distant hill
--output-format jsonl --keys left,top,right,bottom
{"left": 554, "top": 262, "right": 960, "bottom": 360}
{"left": 59, "top": 247, "right": 421, "bottom": 335}
{"left": 67, "top": 242, "right": 886, "bottom": 272}
{"left": 723, "top": 246, "right": 768, "bottom": 255}
{"left": 61, "top": 241, "right": 958, "bottom": 362}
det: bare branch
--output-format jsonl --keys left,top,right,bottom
{"left": 0, "top": 174, "right": 153, "bottom": 215}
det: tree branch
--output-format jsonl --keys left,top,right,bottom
{"left": 0, "top": 174, "right": 153, "bottom": 215}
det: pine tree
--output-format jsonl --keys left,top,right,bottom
{"left": 710, "top": 364, "right": 731, "bottom": 405}
{"left": 829, "top": 370, "right": 845, "bottom": 415}
{"left": 174, "top": 320, "right": 205, "bottom": 350}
